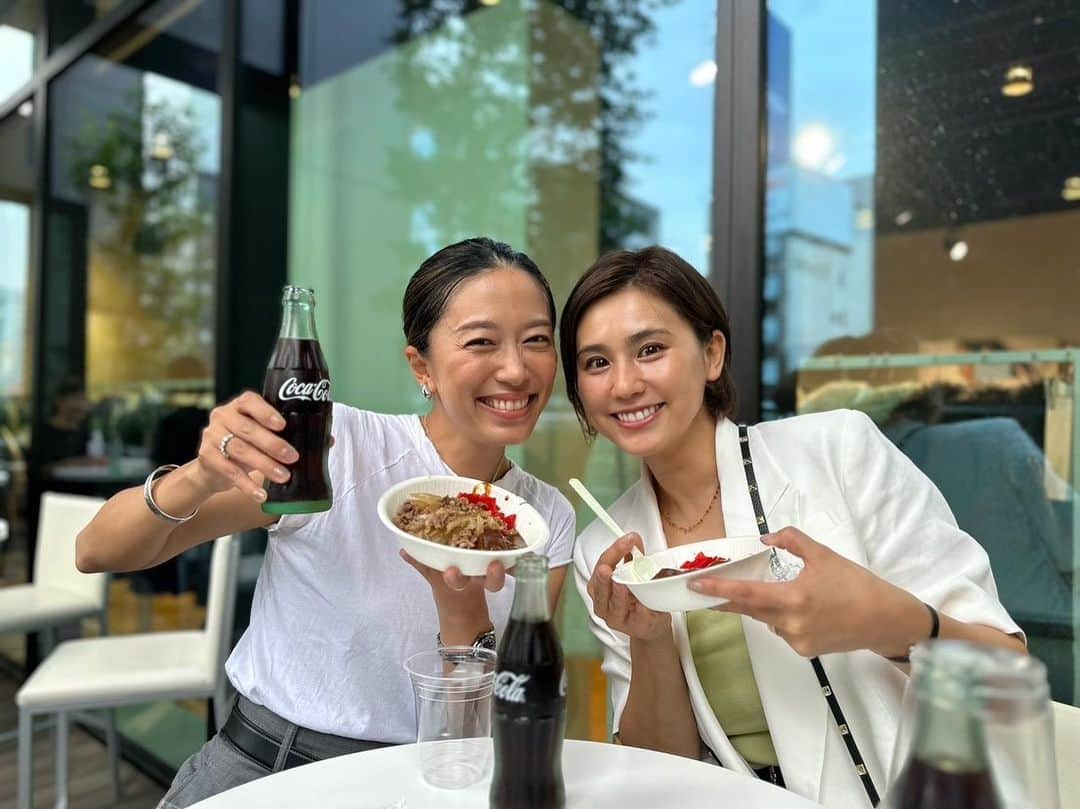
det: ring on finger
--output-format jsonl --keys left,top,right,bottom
{"left": 219, "top": 432, "right": 237, "bottom": 459}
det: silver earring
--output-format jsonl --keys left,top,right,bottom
{"left": 420, "top": 383, "right": 432, "bottom": 400}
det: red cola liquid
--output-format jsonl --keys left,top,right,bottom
{"left": 889, "top": 757, "right": 1005, "bottom": 809}
{"left": 262, "top": 337, "right": 332, "bottom": 514}
{"left": 490, "top": 615, "right": 566, "bottom": 809}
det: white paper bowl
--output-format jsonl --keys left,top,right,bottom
{"left": 377, "top": 475, "right": 549, "bottom": 576}
{"left": 611, "top": 536, "right": 775, "bottom": 613}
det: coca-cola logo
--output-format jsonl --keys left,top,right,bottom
{"left": 278, "top": 377, "right": 331, "bottom": 402}
{"left": 493, "top": 671, "right": 530, "bottom": 704}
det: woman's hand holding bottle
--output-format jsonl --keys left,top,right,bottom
{"left": 190, "top": 391, "right": 297, "bottom": 503}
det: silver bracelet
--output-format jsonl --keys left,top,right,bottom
{"left": 143, "top": 464, "right": 199, "bottom": 524}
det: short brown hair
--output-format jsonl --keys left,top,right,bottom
{"left": 559, "top": 246, "right": 737, "bottom": 437}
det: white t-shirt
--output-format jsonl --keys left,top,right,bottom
{"left": 224, "top": 405, "right": 575, "bottom": 743}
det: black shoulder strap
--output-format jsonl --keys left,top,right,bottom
{"left": 738, "top": 424, "right": 881, "bottom": 807}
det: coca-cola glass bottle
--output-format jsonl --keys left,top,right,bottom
{"left": 491, "top": 553, "right": 566, "bottom": 809}
{"left": 883, "top": 639, "right": 1059, "bottom": 809}
{"left": 261, "top": 285, "right": 333, "bottom": 514}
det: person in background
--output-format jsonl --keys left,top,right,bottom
{"left": 76, "top": 237, "right": 576, "bottom": 808}
{"left": 39, "top": 377, "right": 91, "bottom": 466}
{"left": 561, "top": 246, "right": 1023, "bottom": 809}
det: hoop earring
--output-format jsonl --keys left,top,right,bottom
{"left": 420, "top": 384, "right": 432, "bottom": 400}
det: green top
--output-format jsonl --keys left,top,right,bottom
{"left": 686, "top": 609, "right": 778, "bottom": 768}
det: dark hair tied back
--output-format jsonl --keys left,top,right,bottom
{"left": 402, "top": 237, "right": 556, "bottom": 353}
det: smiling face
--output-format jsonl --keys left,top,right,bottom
{"left": 409, "top": 266, "right": 557, "bottom": 448}
{"left": 574, "top": 287, "right": 725, "bottom": 461}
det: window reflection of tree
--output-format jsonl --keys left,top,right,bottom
{"left": 65, "top": 91, "right": 214, "bottom": 388}
{"left": 389, "top": 0, "right": 674, "bottom": 255}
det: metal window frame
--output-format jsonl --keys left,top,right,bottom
{"left": 0, "top": 0, "right": 157, "bottom": 122}
{"left": 711, "top": 0, "right": 766, "bottom": 423}
{"left": 5, "top": 0, "right": 277, "bottom": 786}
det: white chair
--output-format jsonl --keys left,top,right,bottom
{"left": 1054, "top": 700, "right": 1080, "bottom": 809}
{"left": 0, "top": 492, "right": 108, "bottom": 746}
{"left": 0, "top": 492, "right": 108, "bottom": 644}
{"left": 16, "top": 534, "right": 240, "bottom": 809}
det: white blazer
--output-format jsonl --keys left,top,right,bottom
{"left": 573, "top": 409, "right": 1020, "bottom": 809}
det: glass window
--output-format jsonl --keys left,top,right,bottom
{"left": 42, "top": 0, "right": 221, "bottom": 767}
{"left": 0, "top": 1, "right": 42, "bottom": 107}
{"left": 46, "top": 0, "right": 126, "bottom": 53}
{"left": 292, "top": 0, "right": 717, "bottom": 741}
{"left": 0, "top": 108, "right": 37, "bottom": 669}
{"left": 764, "top": 0, "right": 1080, "bottom": 704}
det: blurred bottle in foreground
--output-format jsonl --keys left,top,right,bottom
{"left": 884, "top": 639, "right": 1058, "bottom": 809}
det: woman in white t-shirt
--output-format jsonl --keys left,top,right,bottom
{"left": 75, "top": 237, "right": 576, "bottom": 808}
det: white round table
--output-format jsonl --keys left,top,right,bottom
{"left": 189, "top": 739, "right": 825, "bottom": 808}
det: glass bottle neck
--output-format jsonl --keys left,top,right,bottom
{"left": 910, "top": 692, "right": 991, "bottom": 773}
{"left": 510, "top": 570, "right": 551, "bottom": 622}
{"left": 279, "top": 301, "right": 319, "bottom": 340}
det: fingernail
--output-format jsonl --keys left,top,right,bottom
{"left": 273, "top": 416, "right": 286, "bottom": 429}
{"left": 688, "top": 581, "right": 706, "bottom": 593}
{"left": 274, "top": 467, "right": 289, "bottom": 481}
{"left": 281, "top": 448, "right": 297, "bottom": 462}
{"left": 255, "top": 489, "right": 267, "bottom": 501}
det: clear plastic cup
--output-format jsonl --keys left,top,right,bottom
{"left": 404, "top": 646, "right": 497, "bottom": 789}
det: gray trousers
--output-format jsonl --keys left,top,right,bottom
{"left": 158, "top": 696, "right": 394, "bottom": 808}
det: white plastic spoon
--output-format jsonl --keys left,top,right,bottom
{"left": 568, "top": 478, "right": 658, "bottom": 581}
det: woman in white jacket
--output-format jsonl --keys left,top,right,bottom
{"left": 558, "top": 246, "right": 1024, "bottom": 809}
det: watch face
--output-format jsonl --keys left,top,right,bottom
{"left": 476, "top": 630, "right": 498, "bottom": 651}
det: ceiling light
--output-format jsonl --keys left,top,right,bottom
{"left": 478, "top": 0, "right": 501, "bottom": 5}
{"left": 689, "top": 60, "right": 717, "bottom": 88}
{"left": 17, "top": 100, "right": 33, "bottom": 118}
{"left": 945, "top": 233, "right": 968, "bottom": 262}
{"left": 895, "top": 210, "right": 913, "bottom": 226}
{"left": 793, "top": 124, "right": 835, "bottom": 171}
{"left": 855, "top": 208, "right": 874, "bottom": 230}
{"left": 1001, "top": 65, "right": 1033, "bottom": 97}
{"left": 88, "top": 164, "right": 111, "bottom": 190}
{"left": 1063, "top": 176, "right": 1080, "bottom": 202}
{"left": 288, "top": 77, "right": 301, "bottom": 99}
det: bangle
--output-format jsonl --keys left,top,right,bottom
{"left": 926, "top": 602, "right": 940, "bottom": 638}
{"left": 887, "top": 602, "right": 940, "bottom": 663}
{"left": 143, "top": 464, "right": 199, "bottom": 524}
{"left": 436, "top": 626, "right": 497, "bottom": 651}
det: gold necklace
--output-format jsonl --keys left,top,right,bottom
{"left": 420, "top": 415, "right": 508, "bottom": 483}
{"left": 660, "top": 483, "right": 721, "bottom": 533}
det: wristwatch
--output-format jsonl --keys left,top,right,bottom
{"left": 436, "top": 627, "right": 497, "bottom": 651}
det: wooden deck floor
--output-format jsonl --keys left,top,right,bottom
{"left": 0, "top": 672, "right": 166, "bottom": 809}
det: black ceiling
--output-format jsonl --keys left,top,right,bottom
{"left": 875, "top": 0, "right": 1080, "bottom": 234}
